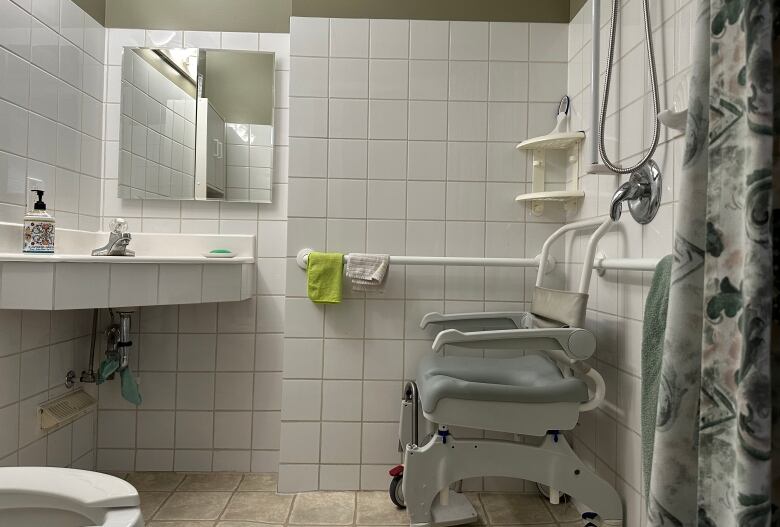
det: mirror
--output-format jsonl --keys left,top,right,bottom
{"left": 117, "top": 47, "right": 275, "bottom": 203}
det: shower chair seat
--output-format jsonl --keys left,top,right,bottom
{"left": 416, "top": 353, "right": 589, "bottom": 436}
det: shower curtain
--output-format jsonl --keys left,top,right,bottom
{"left": 647, "top": 0, "right": 777, "bottom": 525}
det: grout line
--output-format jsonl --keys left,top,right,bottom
{"left": 355, "top": 16, "right": 371, "bottom": 490}
{"left": 285, "top": 492, "right": 298, "bottom": 524}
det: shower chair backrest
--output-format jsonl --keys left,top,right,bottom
{"left": 531, "top": 218, "right": 614, "bottom": 328}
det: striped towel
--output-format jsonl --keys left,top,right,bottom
{"left": 345, "top": 253, "right": 390, "bottom": 292}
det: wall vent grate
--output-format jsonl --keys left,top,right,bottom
{"left": 39, "top": 389, "right": 97, "bottom": 431}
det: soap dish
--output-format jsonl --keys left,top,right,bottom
{"left": 203, "top": 249, "right": 236, "bottom": 258}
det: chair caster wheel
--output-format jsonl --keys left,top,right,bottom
{"left": 582, "top": 511, "right": 599, "bottom": 526}
{"left": 389, "top": 475, "right": 405, "bottom": 509}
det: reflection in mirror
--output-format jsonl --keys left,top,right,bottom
{"left": 221, "top": 123, "right": 273, "bottom": 202}
{"left": 117, "top": 47, "right": 275, "bottom": 204}
{"left": 118, "top": 48, "right": 198, "bottom": 200}
{"left": 196, "top": 50, "right": 275, "bottom": 202}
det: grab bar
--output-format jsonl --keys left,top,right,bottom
{"left": 296, "top": 248, "right": 661, "bottom": 273}
{"left": 534, "top": 218, "right": 614, "bottom": 294}
{"left": 296, "top": 249, "right": 553, "bottom": 271}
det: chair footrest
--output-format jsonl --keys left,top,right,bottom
{"left": 427, "top": 491, "right": 477, "bottom": 527}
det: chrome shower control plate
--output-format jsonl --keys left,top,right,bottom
{"left": 627, "top": 159, "right": 662, "bottom": 224}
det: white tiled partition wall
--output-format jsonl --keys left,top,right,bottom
{"left": 0, "top": 0, "right": 105, "bottom": 469}
{"left": 565, "top": 0, "right": 693, "bottom": 524}
{"left": 96, "top": 29, "right": 290, "bottom": 473}
{"left": 0, "top": 0, "right": 104, "bottom": 230}
{"left": 282, "top": 16, "right": 570, "bottom": 492}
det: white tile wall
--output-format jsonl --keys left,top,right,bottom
{"left": 0, "top": 0, "right": 103, "bottom": 469}
{"left": 0, "top": 308, "right": 98, "bottom": 469}
{"left": 283, "top": 16, "right": 569, "bottom": 492}
{"left": 565, "top": 1, "right": 692, "bottom": 524}
{"left": 0, "top": 0, "right": 103, "bottom": 230}
{"left": 97, "top": 29, "right": 289, "bottom": 473}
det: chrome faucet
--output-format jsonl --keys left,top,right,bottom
{"left": 92, "top": 218, "right": 135, "bottom": 256}
{"left": 609, "top": 160, "right": 662, "bottom": 224}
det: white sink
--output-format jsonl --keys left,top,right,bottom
{"left": 0, "top": 222, "right": 256, "bottom": 310}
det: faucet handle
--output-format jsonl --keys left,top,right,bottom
{"left": 109, "top": 218, "right": 129, "bottom": 234}
{"left": 608, "top": 160, "right": 662, "bottom": 224}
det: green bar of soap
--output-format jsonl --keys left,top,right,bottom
{"left": 210, "top": 249, "right": 231, "bottom": 253}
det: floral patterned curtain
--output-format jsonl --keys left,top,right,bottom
{"left": 647, "top": 0, "right": 777, "bottom": 525}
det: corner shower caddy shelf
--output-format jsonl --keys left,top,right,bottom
{"left": 515, "top": 131, "right": 586, "bottom": 216}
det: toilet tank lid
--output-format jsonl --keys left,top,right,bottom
{"left": 0, "top": 467, "right": 139, "bottom": 508}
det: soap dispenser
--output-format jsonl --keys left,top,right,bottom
{"left": 23, "top": 189, "right": 55, "bottom": 253}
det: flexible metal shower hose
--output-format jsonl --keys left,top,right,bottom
{"left": 598, "top": 0, "right": 661, "bottom": 174}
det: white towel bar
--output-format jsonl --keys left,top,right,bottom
{"left": 296, "top": 249, "right": 549, "bottom": 270}
{"left": 295, "top": 248, "right": 660, "bottom": 272}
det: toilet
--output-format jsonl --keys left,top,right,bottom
{"left": 0, "top": 467, "right": 143, "bottom": 527}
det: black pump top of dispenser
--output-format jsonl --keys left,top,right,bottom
{"left": 32, "top": 190, "right": 47, "bottom": 210}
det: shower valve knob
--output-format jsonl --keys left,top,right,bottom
{"left": 65, "top": 370, "right": 76, "bottom": 389}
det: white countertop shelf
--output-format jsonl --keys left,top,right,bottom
{"left": 0, "top": 222, "right": 256, "bottom": 310}
{"left": 515, "top": 131, "right": 585, "bottom": 151}
{"left": 0, "top": 253, "right": 254, "bottom": 264}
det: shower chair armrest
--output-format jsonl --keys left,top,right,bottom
{"left": 431, "top": 327, "right": 596, "bottom": 365}
{"left": 420, "top": 311, "right": 529, "bottom": 331}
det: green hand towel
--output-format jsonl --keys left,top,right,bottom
{"left": 120, "top": 367, "right": 142, "bottom": 406}
{"left": 641, "top": 254, "right": 673, "bottom": 499}
{"left": 96, "top": 357, "right": 119, "bottom": 384}
{"left": 307, "top": 252, "right": 344, "bottom": 304}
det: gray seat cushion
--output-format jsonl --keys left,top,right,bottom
{"left": 417, "top": 354, "right": 589, "bottom": 413}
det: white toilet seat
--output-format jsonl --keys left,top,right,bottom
{"left": 0, "top": 467, "right": 143, "bottom": 527}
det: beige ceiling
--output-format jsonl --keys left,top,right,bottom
{"left": 291, "top": 0, "right": 572, "bottom": 23}
{"left": 75, "top": 0, "right": 581, "bottom": 31}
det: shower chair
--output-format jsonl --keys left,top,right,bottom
{"left": 389, "top": 218, "right": 623, "bottom": 527}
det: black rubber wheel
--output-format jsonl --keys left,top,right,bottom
{"left": 389, "top": 475, "right": 405, "bottom": 509}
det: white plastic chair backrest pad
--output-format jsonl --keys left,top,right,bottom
{"left": 530, "top": 286, "right": 588, "bottom": 328}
